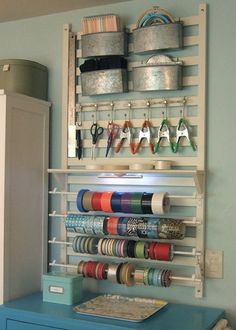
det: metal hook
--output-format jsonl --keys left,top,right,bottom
{"left": 127, "top": 101, "right": 132, "bottom": 121}
{"left": 76, "top": 104, "right": 82, "bottom": 127}
{"left": 146, "top": 100, "right": 151, "bottom": 121}
{"left": 93, "top": 103, "right": 98, "bottom": 123}
{"left": 182, "top": 97, "right": 187, "bottom": 118}
{"left": 110, "top": 101, "right": 114, "bottom": 123}
{"left": 163, "top": 99, "right": 168, "bottom": 119}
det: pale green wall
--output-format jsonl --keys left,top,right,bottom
{"left": 0, "top": 0, "right": 236, "bottom": 326}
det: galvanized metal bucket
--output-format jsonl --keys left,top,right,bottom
{"left": 133, "top": 63, "right": 182, "bottom": 91}
{"left": 81, "top": 69, "right": 128, "bottom": 95}
{"left": 133, "top": 23, "right": 183, "bottom": 54}
{"left": 81, "top": 31, "right": 127, "bottom": 58}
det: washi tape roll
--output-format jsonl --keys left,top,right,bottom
{"left": 126, "top": 217, "right": 139, "bottom": 236}
{"left": 86, "top": 164, "right": 104, "bottom": 170}
{"left": 154, "top": 160, "right": 172, "bottom": 170}
{"left": 137, "top": 218, "right": 148, "bottom": 238}
{"left": 107, "top": 217, "right": 119, "bottom": 235}
{"left": 147, "top": 218, "right": 158, "bottom": 239}
{"left": 117, "top": 217, "right": 128, "bottom": 236}
{"left": 151, "top": 192, "right": 170, "bottom": 214}
{"left": 157, "top": 218, "right": 185, "bottom": 239}
{"left": 103, "top": 165, "right": 129, "bottom": 170}
{"left": 77, "top": 189, "right": 90, "bottom": 212}
{"left": 129, "top": 163, "right": 154, "bottom": 170}
{"left": 101, "top": 191, "right": 113, "bottom": 213}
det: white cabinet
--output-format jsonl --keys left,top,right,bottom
{"left": 0, "top": 90, "right": 50, "bottom": 303}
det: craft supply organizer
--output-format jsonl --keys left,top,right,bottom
{"left": 48, "top": 4, "right": 207, "bottom": 299}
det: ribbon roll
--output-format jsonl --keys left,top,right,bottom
{"left": 77, "top": 189, "right": 90, "bottom": 212}
{"left": 101, "top": 191, "right": 113, "bottom": 213}
{"left": 151, "top": 192, "right": 170, "bottom": 214}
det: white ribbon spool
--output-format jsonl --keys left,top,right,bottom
{"left": 129, "top": 163, "right": 154, "bottom": 170}
{"left": 154, "top": 160, "right": 172, "bottom": 170}
{"left": 86, "top": 164, "right": 104, "bottom": 170}
{"left": 151, "top": 192, "right": 170, "bottom": 214}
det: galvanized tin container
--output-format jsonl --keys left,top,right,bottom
{"left": 0, "top": 59, "right": 48, "bottom": 100}
{"left": 81, "top": 31, "right": 127, "bottom": 58}
{"left": 81, "top": 69, "right": 128, "bottom": 95}
{"left": 133, "top": 23, "right": 183, "bottom": 54}
{"left": 133, "top": 63, "right": 182, "bottom": 91}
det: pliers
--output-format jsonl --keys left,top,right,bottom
{"left": 115, "top": 120, "right": 135, "bottom": 154}
{"left": 154, "top": 118, "right": 174, "bottom": 153}
{"left": 173, "top": 118, "right": 197, "bottom": 153}
{"left": 133, "top": 119, "right": 154, "bottom": 154}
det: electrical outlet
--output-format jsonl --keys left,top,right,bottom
{"left": 205, "top": 250, "right": 224, "bottom": 279}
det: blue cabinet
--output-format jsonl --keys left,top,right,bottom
{"left": 0, "top": 293, "right": 225, "bottom": 330}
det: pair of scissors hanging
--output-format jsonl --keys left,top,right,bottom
{"left": 90, "top": 104, "right": 104, "bottom": 160}
{"left": 105, "top": 101, "right": 119, "bottom": 157}
{"left": 115, "top": 101, "right": 135, "bottom": 154}
{"left": 133, "top": 100, "right": 154, "bottom": 154}
{"left": 75, "top": 104, "right": 83, "bottom": 160}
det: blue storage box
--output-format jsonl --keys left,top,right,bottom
{"left": 43, "top": 272, "right": 83, "bottom": 305}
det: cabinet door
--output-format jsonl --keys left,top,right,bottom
{"left": 7, "top": 319, "right": 64, "bottom": 330}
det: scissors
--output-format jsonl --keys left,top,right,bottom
{"left": 106, "top": 122, "right": 119, "bottom": 157}
{"left": 90, "top": 122, "right": 104, "bottom": 159}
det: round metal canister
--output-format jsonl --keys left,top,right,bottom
{"left": 133, "top": 23, "right": 183, "bottom": 54}
{"left": 81, "top": 31, "right": 127, "bottom": 58}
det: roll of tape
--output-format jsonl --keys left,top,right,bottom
{"left": 121, "top": 192, "right": 132, "bottom": 213}
{"left": 103, "top": 164, "right": 129, "bottom": 170}
{"left": 100, "top": 191, "right": 113, "bottom": 213}
{"left": 129, "top": 163, "right": 154, "bottom": 171}
{"left": 141, "top": 193, "right": 153, "bottom": 214}
{"left": 134, "top": 269, "right": 145, "bottom": 284}
{"left": 131, "top": 192, "right": 143, "bottom": 214}
{"left": 111, "top": 192, "right": 122, "bottom": 212}
{"left": 151, "top": 192, "right": 170, "bottom": 214}
{"left": 91, "top": 192, "right": 103, "bottom": 211}
{"left": 77, "top": 189, "right": 90, "bottom": 212}
{"left": 86, "top": 164, "right": 103, "bottom": 170}
{"left": 154, "top": 243, "right": 171, "bottom": 261}
{"left": 82, "top": 191, "right": 94, "bottom": 211}
{"left": 154, "top": 160, "right": 172, "bottom": 170}
{"left": 107, "top": 263, "right": 120, "bottom": 283}
{"left": 123, "top": 263, "right": 135, "bottom": 287}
